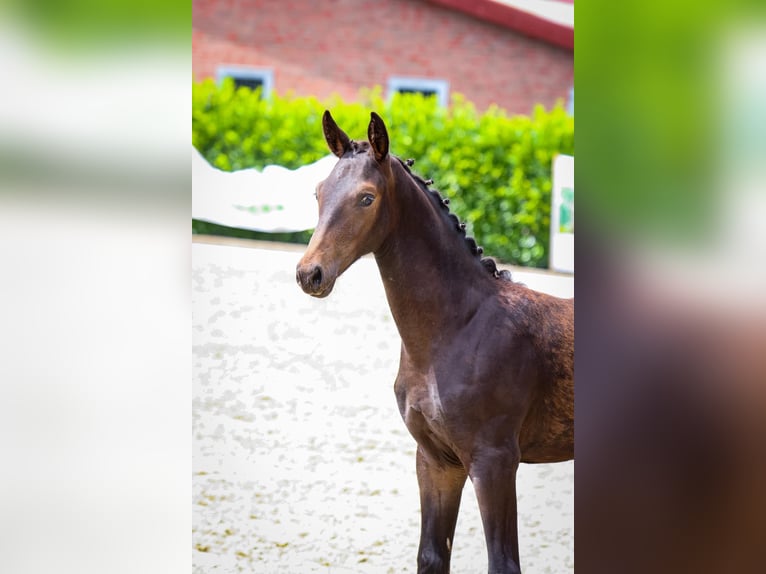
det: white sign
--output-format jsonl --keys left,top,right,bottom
{"left": 550, "top": 154, "right": 574, "bottom": 273}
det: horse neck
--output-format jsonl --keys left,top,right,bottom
{"left": 374, "top": 163, "right": 493, "bottom": 364}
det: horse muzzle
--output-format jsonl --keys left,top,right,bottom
{"left": 296, "top": 262, "right": 336, "bottom": 298}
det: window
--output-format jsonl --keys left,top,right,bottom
{"left": 216, "top": 66, "right": 274, "bottom": 98}
{"left": 387, "top": 77, "right": 449, "bottom": 107}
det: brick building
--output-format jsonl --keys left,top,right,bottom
{"left": 192, "top": 0, "right": 573, "bottom": 115}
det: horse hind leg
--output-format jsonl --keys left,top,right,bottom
{"left": 470, "top": 443, "right": 522, "bottom": 574}
{"left": 415, "top": 446, "right": 468, "bottom": 574}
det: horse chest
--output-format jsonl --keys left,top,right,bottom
{"left": 406, "top": 377, "right": 443, "bottom": 423}
{"left": 396, "top": 367, "right": 455, "bottom": 449}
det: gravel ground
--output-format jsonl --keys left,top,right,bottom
{"left": 192, "top": 240, "right": 574, "bottom": 573}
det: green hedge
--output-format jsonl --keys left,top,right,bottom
{"left": 193, "top": 79, "right": 573, "bottom": 267}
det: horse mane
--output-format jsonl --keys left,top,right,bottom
{"left": 393, "top": 156, "right": 513, "bottom": 282}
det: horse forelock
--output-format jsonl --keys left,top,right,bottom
{"left": 350, "top": 140, "right": 369, "bottom": 155}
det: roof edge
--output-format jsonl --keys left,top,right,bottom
{"left": 425, "top": 0, "right": 574, "bottom": 51}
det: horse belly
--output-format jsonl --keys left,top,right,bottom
{"left": 519, "top": 377, "right": 574, "bottom": 463}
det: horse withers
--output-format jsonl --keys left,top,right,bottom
{"left": 296, "top": 110, "right": 574, "bottom": 573}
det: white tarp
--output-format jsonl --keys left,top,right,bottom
{"left": 192, "top": 147, "right": 336, "bottom": 232}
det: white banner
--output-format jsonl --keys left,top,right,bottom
{"left": 192, "top": 147, "right": 335, "bottom": 232}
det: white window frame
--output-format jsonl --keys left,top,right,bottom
{"left": 387, "top": 76, "right": 450, "bottom": 107}
{"left": 216, "top": 66, "right": 274, "bottom": 98}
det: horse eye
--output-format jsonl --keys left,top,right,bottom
{"left": 359, "top": 194, "right": 375, "bottom": 207}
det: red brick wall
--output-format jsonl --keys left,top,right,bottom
{"left": 192, "top": 0, "right": 573, "bottom": 115}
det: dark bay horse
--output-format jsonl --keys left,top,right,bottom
{"left": 296, "top": 111, "right": 574, "bottom": 573}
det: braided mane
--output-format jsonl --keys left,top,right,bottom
{"left": 393, "top": 156, "right": 513, "bottom": 281}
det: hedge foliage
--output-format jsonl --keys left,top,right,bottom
{"left": 192, "top": 79, "right": 573, "bottom": 267}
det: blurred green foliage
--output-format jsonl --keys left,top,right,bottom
{"left": 576, "top": 1, "right": 766, "bottom": 248}
{"left": 192, "top": 79, "right": 573, "bottom": 267}
{"left": 7, "top": 0, "right": 189, "bottom": 47}
{"left": 191, "top": 220, "right": 312, "bottom": 245}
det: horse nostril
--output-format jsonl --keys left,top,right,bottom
{"left": 310, "top": 266, "right": 323, "bottom": 289}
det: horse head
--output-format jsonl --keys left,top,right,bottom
{"left": 296, "top": 110, "right": 395, "bottom": 297}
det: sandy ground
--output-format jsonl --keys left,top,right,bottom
{"left": 192, "top": 240, "right": 574, "bottom": 573}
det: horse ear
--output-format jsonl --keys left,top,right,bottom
{"left": 322, "top": 110, "right": 351, "bottom": 158}
{"left": 368, "top": 111, "right": 389, "bottom": 162}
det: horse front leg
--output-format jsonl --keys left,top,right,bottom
{"left": 470, "top": 443, "right": 522, "bottom": 574}
{"left": 415, "top": 445, "right": 468, "bottom": 574}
